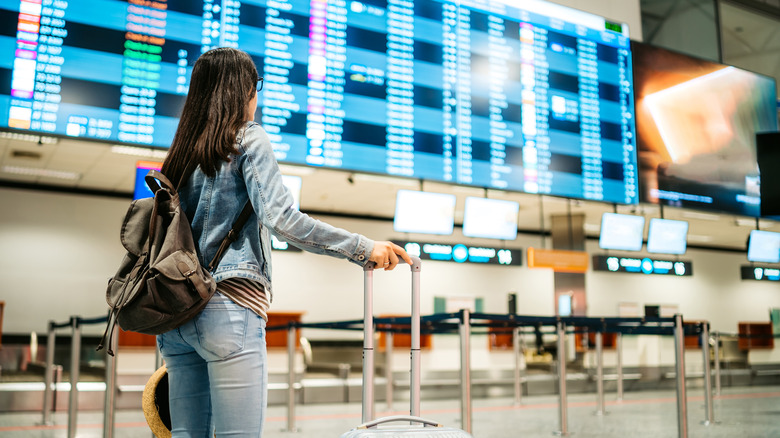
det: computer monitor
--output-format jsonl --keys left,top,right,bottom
{"left": 393, "top": 190, "right": 456, "bottom": 235}
{"left": 747, "top": 230, "right": 780, "bottom": 263}
{"left": 598, "top": 213, "right": 645, "bottom": 251}
{"left": 647, "top": 218, "right": 689, "bottom": 255}
{"left": 462, "top": 197, "right": 519, "bottom": 240}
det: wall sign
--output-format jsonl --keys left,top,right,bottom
{"left": 592, "top": 255, "right": 692, "bottom": 276}
{"left": 741, "top": 265, "right": 780, "bottom": 281}
{"left": 394, "top": 241, "right": 522, "bottom": 266}
{"left": 527, "top": 248, "right": 589, "bottom": 273}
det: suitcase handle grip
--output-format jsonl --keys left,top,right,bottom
{"left": 363, "top": 256, "right": 422, "bottom": 272}
{"left": 357, "top": 415, "right": 442, "bottom": 429}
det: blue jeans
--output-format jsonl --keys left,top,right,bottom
{"left": 158, "top": 292, "right": 268, "bottom": 437}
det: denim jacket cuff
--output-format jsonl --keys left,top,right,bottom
{"left": 352, "top": 236, "right": 375, "bottom": 267}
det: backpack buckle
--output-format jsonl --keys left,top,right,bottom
{"left": 177, "top": 261, "right": 196, "bottom": 278}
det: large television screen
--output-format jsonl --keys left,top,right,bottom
{"left": 747, "top": 230, "right": 780, "bottom": 263}
{"left": 1, "top": 0, "right": 639, "bottom": 204}
{"left": 598, "top": 212, "right": 645, "bottom": 252}
{"left": 462, "top": 196, "right": 519, "bottom": 240}
{"left": 393, "top": 189, "right": 455, "bottom": 235}
{"left": 646, "top": 218, "right": 688, "bottom": 255}
{"left": 632, "top": 42, "right": 779, "bottom": 217}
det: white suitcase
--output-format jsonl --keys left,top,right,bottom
{"left": 339, "top": 257, "right": 473, "bottom": 438}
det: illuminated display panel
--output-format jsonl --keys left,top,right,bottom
{"left": 393, "top": 189, "right": 456, "bottom": 235}
{"left": 747, "top": 229, "right": 780, "bottom": 264}
{"left": 598, "top": 212, "right": 645, "bottom": 252}
{"left": 646, "top": 218, "right": 688, "bottom": 255}
{"left": 462, "top": 196, "right": 519, "bottom": 240}
{"left": 1, "top": 0, "right": 637, "bottom": 203}
{"left": 632, "top": 41, "right": 778, "bottom": 217}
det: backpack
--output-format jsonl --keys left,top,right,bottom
{"left": 98, "top": 170, "right": 252, "bottom": 356}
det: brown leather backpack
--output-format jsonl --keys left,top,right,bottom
{"left": 98, "top": 170, "right": 251, "bottom": 355}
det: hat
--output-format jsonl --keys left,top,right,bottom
{"left": 143, "top": 365, "right": 171, "bottom": 438}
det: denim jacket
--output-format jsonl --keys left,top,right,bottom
{"left": 178, "top": 122, "right": 375, "bottom": 299}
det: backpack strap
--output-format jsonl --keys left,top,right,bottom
{"left": 144, "top": 168, "right": 254, "bottom": 272}
{"left": 145, "top": 170, "right": 175, "bottom": 194}
{"left": 208, "top": 201, "right": 254, "bottom": 272}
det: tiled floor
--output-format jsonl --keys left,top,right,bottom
{"left": 1, "top": 385, "right": 778, "bottom": 437}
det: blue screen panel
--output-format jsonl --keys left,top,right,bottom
{"left": 1, "top": 0, "right": 638, "bottom": 204}
{"left": 133, "top": 161, "right": 162, "bottom": 200}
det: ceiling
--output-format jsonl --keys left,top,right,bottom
{"left": 0, "top": 130, "right": 772, "bottom": 253}
{"left": 641, "top": 0, "right": 780, "bottom": 88}
{"left": 720, "top": 2, "right": 780, "bottom": 86}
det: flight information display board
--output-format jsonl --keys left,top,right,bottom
{"left": 1, "top": 0, "right": 638, "bottom": 203}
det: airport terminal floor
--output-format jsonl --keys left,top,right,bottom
{"left": 1, "top": 385, "right": 778, "bottom": 438}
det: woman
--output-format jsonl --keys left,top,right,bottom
{"left": 158, "top": 47, "right": 411, "bottom": 437}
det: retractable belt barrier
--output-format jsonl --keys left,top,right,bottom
{"left": 43, "top": 312, "right": 771, "bottom": 438}
{"left": 267, "top": 312, "right": 709, "bottom": 438}
{"left": 40, "top": 315, "right": 116, "bottom": 438}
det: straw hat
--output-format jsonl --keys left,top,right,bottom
{"left": 143, "top": 365, "right": 171, "bottom": 438}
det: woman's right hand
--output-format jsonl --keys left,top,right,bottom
{"left": 369, "top": 241, "right": 413, "bottom": 271}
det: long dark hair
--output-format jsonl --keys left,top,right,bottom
{"left": 162, "top": 47, "right": 258, "bottom": 188}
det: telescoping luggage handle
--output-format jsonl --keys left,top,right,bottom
{"left": 361, "top": 256, "right": 422, "bottom": 424}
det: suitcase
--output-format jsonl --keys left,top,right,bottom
{"left": 340, "top": 257, "right": 473, "bottom": 438}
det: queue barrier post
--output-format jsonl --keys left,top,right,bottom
{"left": 459, "top": 309, "right": 472, "bottom": 434}
{"left": 701, "top": 322, "right": 715, "bottom": 425}
{"left": 595, "top": 330, "right": 606, "bottom": 416}
{"left": 67, "top": 316, "right": 81, "bottom": 438}
{"left": 53, "top": 365, "right": 63, "bottom": 412}
{"left": 513, "top": 327, "right": 522, "bottom": 405}
{"left": 616, "top": 332, "right": 624, "bottom": 401}
{"left": 42, "top": 320, "right": 56, "bottom": 425}
{"left": 103, "top": 324, "right": 118, "bottom": 438}
{"left": 713, "top": 331, "right": 721, "bottom": 396}
{"left": 555, "top": 320, "right": 569, "bottom": 436}
{"left": 286, "top": 322, "right": 298, "bottom": 432}
{"left": 674, "top": 314, "right": 689, "bottom": 438}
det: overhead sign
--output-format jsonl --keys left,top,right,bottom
{"left": 741, "top": 265, "right": 780, "bottom": 281}
{"left": 592, "top": 255, "right": 692, "bottom": 276}
{"left": 394, "top": 240, "right": 522, "bottom": 266}
{"left": 527, "top": 248, "right": 589, "bottom": 273}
